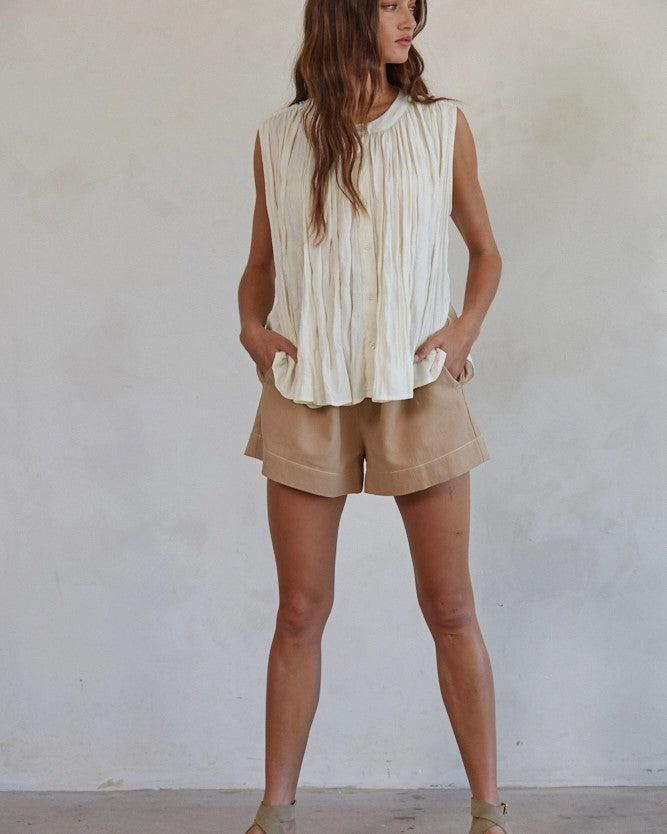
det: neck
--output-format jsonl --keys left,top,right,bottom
{"left": 353, "top": 69, "right": 395, "bottom": 107}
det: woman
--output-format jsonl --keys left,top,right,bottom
{"left": 237, "top": 2, "right": 513, "bottom": 832}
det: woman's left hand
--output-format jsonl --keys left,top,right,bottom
{"left": 413, "top": 316, "right": 479, "bottom": 381}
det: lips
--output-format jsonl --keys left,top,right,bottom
{"left": 396, "top": 38, "right": 412, "bottom": 45}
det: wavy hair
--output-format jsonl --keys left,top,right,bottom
{"left": 288, "top": 0, "right": 457, "bottom": 245}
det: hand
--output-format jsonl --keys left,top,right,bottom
{"left": 240, "top": 323, "right": 298, "bottom": 377}
{"left": 413, "top": 316, "right": 478, "bottom": 381}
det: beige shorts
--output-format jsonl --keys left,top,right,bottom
{"left": 243, "top": 357, "right": 490, "bottom": 498}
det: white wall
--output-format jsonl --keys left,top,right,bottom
{"left": 1, "top": 1, "right": 665, "bottom": 790}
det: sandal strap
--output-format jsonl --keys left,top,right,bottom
{"left": 252, "top": 799, "right": 296, "bottom": 834}
{"left": 470, "top": 797, "right": 513, "bottom": 834}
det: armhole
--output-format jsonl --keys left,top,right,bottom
{"left": 447, "top": 103, "right": 458, "bottom": 216}
{"left": 258, "top": 106, "right": 297, "bottom": 213}
{"left": 257, "top": 123, "right": 270, "bottom": 199}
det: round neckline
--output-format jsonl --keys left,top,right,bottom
{"left": 356, "top": 87, "right": 410, "bottom": 133}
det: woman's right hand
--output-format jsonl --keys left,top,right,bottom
{"left": 239, "top": 322, "right": 298, "bottom": 378}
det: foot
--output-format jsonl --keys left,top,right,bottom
{"left": 245, "top": 823, "right": 296, "bottom": 834}
{"left": 470, "top": 796, "right": 512, "bottom": 834}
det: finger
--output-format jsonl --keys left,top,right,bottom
{"left": 414, "top": 340, "right": 434, "bottom": 363}
{"left": 277, "top": 337, "right": 298, "bottom": 364}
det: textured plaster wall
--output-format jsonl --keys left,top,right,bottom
{"left": 1, "top": 1, "right": 665, "bottom": 790}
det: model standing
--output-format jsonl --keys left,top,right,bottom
{"left": 237, "top": 2, "right": 513, "bottom": 832}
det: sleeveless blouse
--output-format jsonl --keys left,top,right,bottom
{"left": 258, "top": 87, "right": 471, "bottom": 408}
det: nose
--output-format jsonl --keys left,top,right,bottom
{"left": 400, "top": 8, "right": 415, "bottom": 31}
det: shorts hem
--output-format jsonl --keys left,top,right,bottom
{"left": 364, "top": 436, "right": 490, "bottom": 496}
{"left": 250, "top": 447, "right": 363, "bottom": 498}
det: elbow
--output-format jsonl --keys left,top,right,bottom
{"left": 487, "top": 245, "right": 502, "bottom": 274}
{"left": 470, "top": 245, "right": 502, "bottom": 270}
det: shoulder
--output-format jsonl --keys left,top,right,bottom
{"left": 407, "top": 95, "right": 459, "bottom": 128}
{"left": 420, "top": 98, "right": 473, "bottom": 145}
{"left": 258, "top": 100, "right": 307, "bottom": 134}
{"left": 408, "top": 94, "right": 459, "bottom": 111}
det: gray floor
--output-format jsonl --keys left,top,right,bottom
{"left": 0, "top": 786, "right": 664, "bottom": 833}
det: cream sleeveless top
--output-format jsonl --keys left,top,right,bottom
{"left": 258, "top": 87, "right": 472, "bottom": 408}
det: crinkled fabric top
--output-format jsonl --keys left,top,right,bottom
{"left": 258, "top": 88, "right": 471, "bottom": 408}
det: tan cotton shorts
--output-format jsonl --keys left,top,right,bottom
{"left": 243, "top": 357, "right": 490, "bottom": 498}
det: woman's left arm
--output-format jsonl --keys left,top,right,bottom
{"left": 414, "top": 106, "right": 502, "bottom": 379}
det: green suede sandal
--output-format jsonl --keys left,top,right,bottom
{"left": 245, "top": 799, "right": 296, "bottom": 834}
{"left": 469, "top": 797, "right": 514, "bottom": 834}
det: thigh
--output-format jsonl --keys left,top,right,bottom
{"left": 267, "top": 479, "right": 347, "bottom": 602}
{"left": 394, "top": 473, "right": 472, "bottom": 600}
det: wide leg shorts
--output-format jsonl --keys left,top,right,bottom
{"left": 243, "top": 357, "right": 490, "bottom": 498}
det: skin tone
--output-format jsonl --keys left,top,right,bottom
{"left": 238, "top": 2, "right": 504, "bottom": 832}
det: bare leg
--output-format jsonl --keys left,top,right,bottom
{"left": 395, "top": 474, "right": 503, "bottom": 833}
{"left": 246, "top": 479, "right": 347, "bottom": 834}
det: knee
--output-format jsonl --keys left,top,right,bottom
{"left": 420, "top": 589, "right": 476, "bottom": 635}
{"left": 276, "top": 592, "right": 333, "bottom": 639}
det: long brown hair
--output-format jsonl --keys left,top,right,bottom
{"left": 288, "top": 0, "right": 457, "bottom": 245}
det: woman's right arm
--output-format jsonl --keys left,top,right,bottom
{"left": 238, "top": 131, "right": 298, "bottom": 376}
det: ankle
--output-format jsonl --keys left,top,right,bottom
{"left": 469, "top": 796, "right": 512, "bottom": 834}
{"left": 261, "top": 796, "right": 296, "bottom": 807}
{"left": 248, "top": 797, "right": 297, "bottom": 834}
{"left": 472, "top": 792, "right": 500, "bottom": 806}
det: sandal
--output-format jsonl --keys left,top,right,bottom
{"left": 244, "top": 799, "right": 296, "bottom": 834}
{"left": 469, "top": 797, "right": 514, "bottom": 834}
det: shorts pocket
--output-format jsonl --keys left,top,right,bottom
{"left": 255, "top": 364, "right": 274, "bottom": 384}
{"left": 439, "top": 356, "right": 475, "bottom": 386}
{"left": 435, "top": 309, "right": 476, "bottom": 386}
{"left": 255, "top": 349, "right": 288, "bottom": 383}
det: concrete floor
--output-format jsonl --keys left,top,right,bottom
{"left": 0, "top": 786, "right": 664, "bottom": 833}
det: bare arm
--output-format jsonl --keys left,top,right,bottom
{"left": 450, "top": 107, "right": 502, "bottom": 336}
{"left": 414, "top": 107, "right": 502, "bottom": 378}
{"left": 238, "top": 131, "right": 298, "bottom": 375}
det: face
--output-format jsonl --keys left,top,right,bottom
{"left": 377, "top": 1, "right": 418, "bottom": 64}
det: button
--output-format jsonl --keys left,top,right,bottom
{"left": 369, "top": 341, "right": 376, "bottom": 349}
{"left": 362, "top": 242, "right": 372, "bottom": 250}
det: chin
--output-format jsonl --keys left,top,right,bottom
{"left": 393, "top": 49, "right": 411, "bottom": 62}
